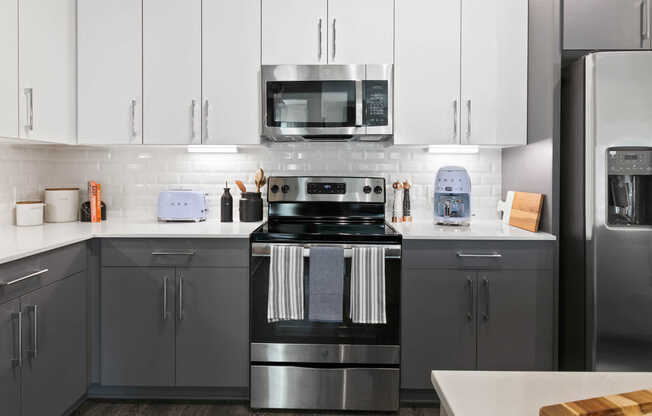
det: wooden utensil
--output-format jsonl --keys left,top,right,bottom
{"left": 509, "top": 191, "right": 544, "bottom": 232}
{"left": 235, "top": 180, "right": 247, "bottom": 193}
{"left": 540, "top": 389, "right": 652, "bottom": 416}
{"left": 254, "top": 168, "right": 266, "bottom": 192}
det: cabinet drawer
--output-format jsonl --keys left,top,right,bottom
{"left": 403, "top": 240, "right": 554, "bottom": 270}
{"left": 0, "top": 242, "right": 87, "bottom": 303}
{"left": 101, "top": 238, "right": 249, "bottom": 268}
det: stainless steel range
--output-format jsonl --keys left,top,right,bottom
{"left": 249, "top": 176, "right": 401, "bottom": 412}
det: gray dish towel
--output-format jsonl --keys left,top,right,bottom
{"left": 308, "top": 246, "right": 344, "bottom": 322}
{"left": 350, "top": 246, "right": 386, "bottom": 324}
{"left": 267, "top": 245, "right": 304, "bottom": 323}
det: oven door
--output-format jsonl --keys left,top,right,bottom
{"left": 262, "top": 65, "right": 365, "bottom": 138}
{"left": 250, "top": 242, "right": 400, "bottom": 364}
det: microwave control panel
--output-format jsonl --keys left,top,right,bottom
{"left": 364, "top": 80, "right": 388, "bottom": 126}
{"left": 608, "top": 148, "right": 652, "bottom": 175}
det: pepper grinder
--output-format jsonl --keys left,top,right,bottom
{"left": 392, "top": 181, "right": 403, "bottom": 223}
{"left": 220, "top": 181, "right": 233, "bottom": 222}
{"left": 402, "top": 180, "right": 412, "bottom": 222}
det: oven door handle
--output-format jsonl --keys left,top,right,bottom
{"left": 251, "top": 243, "right": 401, "bottom": 259}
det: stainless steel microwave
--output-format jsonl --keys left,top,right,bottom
{"left": 261, "top": 64, "right": 393, "bottom": 142}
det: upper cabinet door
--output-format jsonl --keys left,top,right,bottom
{"left": 564, "top": 0, "right": 650, "bottom": 50}
{"left": 461, "top": 0, "right": 527, "bottom": 146}
{"left": 0, "top": 0, "right": 17, "bottom": 139}
{"left": 262, "top": 0, "right": 326, "bottom": 65}
{"left": 19, "top": 0, "right": 76, "bottom": 143}
{"left": 78, "top": 0, "right": 142, "bottom": 145}
{"left": 143, "top": 0, "right": 201, "bottom": 145}
{"left": 394, "top": 0, "right": 460, "bottom": 145}
{"left": 327, "top": 0, "right": 394, "bottom": 64}
{"left": 203, "top": 0, "right": 261, "bottom": 145}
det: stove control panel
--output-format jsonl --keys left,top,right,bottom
{"left": 267, "top": 177, "right": 385, "bottom": 203}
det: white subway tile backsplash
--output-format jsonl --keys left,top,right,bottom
{"left": 0, "top": 142, "right": 501, "bottom": 225}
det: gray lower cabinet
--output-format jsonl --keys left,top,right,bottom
{"left": 401, "top": 270, "right": 476, "bottom": 390}
{"left": 175, "top": 268, "right": 248, "bottom": 387}
{"left": 101, "top": 268, "right": 175, "bottom": 386}
{"left": 0, "top": 299, "right": 20, "bottom": 416}
{"left": 21, "top": 272, "right": 87, "bottom": 416}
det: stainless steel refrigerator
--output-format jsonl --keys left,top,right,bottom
{"left": 561, "top": 51, "right": 652, "bottom": 371}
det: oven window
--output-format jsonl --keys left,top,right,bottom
{"left": 266, "top": 81, "right": 357, "bottom": 128}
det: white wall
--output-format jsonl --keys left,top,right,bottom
{"left": 0, "top": 142, "right": 501, "bottom": 225}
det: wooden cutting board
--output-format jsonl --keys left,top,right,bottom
{"left": 509, "top": 191, "right": 544, "bottom": 232}
{"left": 540, "top": 389, "right": 652, "bottom": 415}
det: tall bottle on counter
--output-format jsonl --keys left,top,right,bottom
{"left": 221, "top": 181, "right": 233, "bottom": 222}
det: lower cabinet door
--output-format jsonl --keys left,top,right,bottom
{"left": 21, "top": 272, "right": 86, "bottom": 416}
{"left": 175, "top": 268, "right": 248, "bottom": 387}
{"left": 401, "top": 269, "right": 476, "bottom": 389}
{"left": 476, "top": 270, "right": 554, "bottom": 370}
{"left": 0, "top": 299, "right": 20, "bottom": 416}
{"left": 101, "top": 268, "right": 175, "bottom": 386}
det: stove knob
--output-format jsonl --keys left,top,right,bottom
{"left": 363, "top": 185, "right": 372, "bottom": 194}
{"left": 373, "top": 186, "right": 383, "bottom": 194}
{"left": 270, "top": 184, "right": 280, "bottom": 193}
{"left": 281, "top": 184, "right": 290, "bottom": 193}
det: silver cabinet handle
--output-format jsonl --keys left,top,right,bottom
{"left": 0, "top": 268, "right": 48, "bottom": 287}
{"left": 457, "top": 252, "right": 502, "bottom": 258}
{"left": 643, "top": 0, "right": 650, "bottom": 40}
{"left": 162, "top": 277, "right": 168, "bottom": 321}
{"left": 130, "top": 99, "right": 137, "bottom": 140}
{"left": 151, "top": 249, "right": 196, "bottom": 256}
{"left": 191, "top": 99, "right": 197, "bottom": 141}
{"left": 318, "top": 18, "right": 323, "bottom": 60}
{"left": 178, "top": 275, "right": 184, "bottom": 321}
{"left": 482, "top": 276, "right": 489, "bottom": 321}
{"left": 452, "top": 100, "right": 458, "bottom": 143}
{"left": 24, "top": 88, "right": 34, "bottom": 131}
{"left": 466, "top": 276, "right": 473, "bottom": 321}
{"left": 332, "top": 18, "right": 336, "bottom": 61}
{"left": 203, "top": 99, "right": 209, "bottom": 142}
{"left": 12, "top": 312, "right": 22, "bottom": 368}
{"left": 26, "top": 305, "right": 38, "bottom": 358}
{"left": 465, "top": 99, "right": 471, "bottom": 143}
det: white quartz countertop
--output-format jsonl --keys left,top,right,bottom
{"left": 432, "top": 371, "right": 652, "bottom": 416}
{"left": 0, "top": 219, "right": 263, "bottom": 265}
{"left": 392, "top": 219, "right": 556, "bottom": 240}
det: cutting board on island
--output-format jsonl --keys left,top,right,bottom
{"left": 540, "top": 389, "right": 652, "bottom": 415}
{"left": 508, "top": 191, "right": 544, "bottom": 232}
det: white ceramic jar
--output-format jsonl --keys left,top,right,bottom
{"left": 44, "top": 188, "right": 79, "bottom": 222}
{"left": 16, "top": 201, "right": 45, "bottom": 226}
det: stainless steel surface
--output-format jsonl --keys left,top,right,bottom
{"left": 456, "top": 252, "right": 503, "bottom": 258}
{"left": 452, "top": 100, "right": 458, "bottom": 143}
{"left": 162, "top": 276, "right": 168, "bottom": 321}
{"left": 12, "top": 312, "right": 21, "bottom": 368}
{"left": 318, "top": 18, "right": 322, "bottom": 60}
{"left": 251, "top": 343, "right": 400, "bottom": 364}
{"left": 130, "top": 99, "right": 137, "bottom": 139}
{"left": 465, "top": 99, "right": 471, "bottom": 143}
{"left": 24, "top": 88, "right": 33, "bottom": 131}
{"left": 251, "top": 243, "right": 401, "bottom": 258}
{"left": 332, "top": 18, "right": 336, "bottom": 61}
{"left": 355, "top": 80, "right": 363, "bottom": 126}
{"left": 466, "top": 276, "right": 473, "bottom": 320}
{"left": 643, "top": 0, "right": 649, "bottom": 41}
{"left": 191, "top": 99, "right": 197, "bottom": 140}
{"left": 250, "top": 365, "right": 399, "bottom": 411}
{"left": 26, "top": 305, "right": 38, "bottom": 358}
{"left": 0, "top": 268, "right": 49, "bottom": 287}
{"left": 482, "top": 276, "right": 489, "bottom": 321}
{"left": 151, "top": 249, "right": 197, "bottom": 256}
{"left": 266, "top": 176, "right": 385, "bottom": 203}
{"left": 203, "top": 100, "right": 209, "bottom": 141}
{"left": 178, "top": 275, "right": 184, "bottom": 321}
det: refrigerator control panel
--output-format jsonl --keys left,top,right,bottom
{"left": 608, "top": 148, "right": 652, "bottom": 175}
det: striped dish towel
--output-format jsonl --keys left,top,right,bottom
{"left": 350, "top": 246, "right": 386, "bottom": 324}
{"left": 267, "top": 245, "right": 305, "bottom": 322}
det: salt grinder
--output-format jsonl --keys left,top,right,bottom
{"left": 392, "top": 181, "right": 403, "bottom": 223}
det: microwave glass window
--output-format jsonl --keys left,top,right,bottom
{"left": 267, "top": 81, "right": 356, "bottom": 128}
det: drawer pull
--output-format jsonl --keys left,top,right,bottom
{"left": 456, "top": 252, "right": 502, "bottom": 258}
{"left": 151, "top": 250, "right": 196, "bottom": 256}
{"left": 0, "top": 268, "right": 49, "bottom": 287}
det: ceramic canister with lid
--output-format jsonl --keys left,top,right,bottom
{"left": 44, "top": 188, "right": 80, "bottom": 222}
{"left": 16, "top": 201, "right": 45, "bottom": 226}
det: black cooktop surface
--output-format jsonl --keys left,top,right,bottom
{"left": 251, "top": 221, "right": 402, "bottom": 243}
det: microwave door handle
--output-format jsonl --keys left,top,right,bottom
{"left": 355, "top": 80, "right": 363, "bottom": 127}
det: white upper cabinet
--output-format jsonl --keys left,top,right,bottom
{"left": 78, "top": 0, "right": 142, "bottom": 145}
{"left": 143, "top": 0, "right": 201, "bottom": 145}
{"left": 461, "top": 0, "right": 527, "bottom": 146}
{"left": 0, "top": 0, "right": 18, "bottom": 139}
{"left": 19, "top": 0, "right": 76, "bottom": 143}
{"left": 394, "top": 0, "right": 460, "bottom": 145}
{"left": 327, "top": 0, "right": 394, "bottom": 64}
{"left": 203, "top": 0, "right": 261, "bottom": 145}
{"left": 262, "top": 0, "right": 394, "bottom": 65}
{"left": 262, "top": 0, "right": 326, "bottom": 65}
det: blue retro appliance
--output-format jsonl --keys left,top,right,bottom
{"left": 434, "top": 166, "right": 471, "bottom": 225}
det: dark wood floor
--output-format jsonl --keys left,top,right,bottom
{"left": 76, "top": 401, "right": 440, "bottom": 416}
